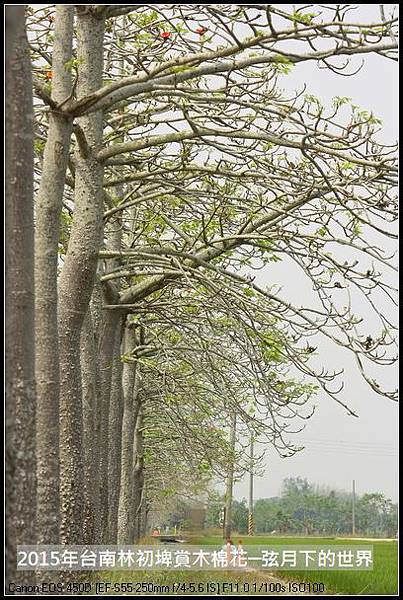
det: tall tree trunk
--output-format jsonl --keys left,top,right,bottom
{"left": 133, "top": 405, "right": 145, "bottom": 543}
{"left": 97, "top": 215, "right": 123, "bottom": 543}
{"left": 139, "top": 475, "right": 148, "bottom": 540}
{"left": 5, "top": 6, "right": 36, "bottom": 587}
{"left": 58, "top": 7, "right": 105, "bottom": 545}
{"left": 117, "top": 326, "right": 142, "bottom": 543}
{"left": 34, "top": 5, "right": 74, "bottom": 545}
{"left": 224, "top": 413, "right": 237, "bottom": 539}
{"left": 80, "top": 309, "right": 98, "bottom": 544}
{"left": 97, "top": 306, "right": 121, "bottom": 542}
{"left": 107, "top": 321, "right": 124, "bottom": 543}
{"left": 104, "top": 207, "right": 124, "bottom": 544}
{"left": 88, "top": 279, "right": 103, "bottom": 541}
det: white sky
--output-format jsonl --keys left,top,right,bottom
{"left": 235, "top": 4, "right": 399, "bottom": 503}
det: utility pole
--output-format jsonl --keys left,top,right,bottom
{"left": 224, "top": 412, "right": 236, "bottom": 539}
{"left": 352, "top": 479, "right": 356, "bottom": 536}
{"left": 248, "top": 434, "right": 254, "bottom": 536}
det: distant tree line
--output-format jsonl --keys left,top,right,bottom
{"left": 205, "top": 477, "right": 397, "bottom": 537}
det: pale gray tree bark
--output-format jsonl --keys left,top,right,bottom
{"left": 80, "top": 309, "right": 99, "bottom": 544}
{"left": 117, "top": 325, "right": 142, "bottom": 543}
{"left": 34, "top": 5, "right": 74, "bottom": 545}
{"left": 97, "top": 224, "right": 124, "bottom": 543}
{"left": 97, "top": 304, "right": 122, "bottom": 542}
{"left": 138, "top": 473, "right": 148, "bottom": 540}
{"left": 86, "top": 279, "right": 104, "bottom": 542}
{"left": 104, "top": 209, "right": 124, "bottom": 544}
{"left": 5, "top": 6, "right": 36, "bottom": 587}
{"left": 58, "top": 7, "right": 105, "bottom": 544}
{"left": 107, "top": 322, "right": 124, "bottom": 543}
{"left": 132, "top": 404, "right": 145, "bottom": 543}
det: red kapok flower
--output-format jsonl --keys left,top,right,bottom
{"left": 161, "top": 31, "right": 171, "bottom": 39}
{"left": 45, "top": 70, "right": 53, "bottom": 80}
{"left": 196, "top": 26, "right": 207, "bottom": 35}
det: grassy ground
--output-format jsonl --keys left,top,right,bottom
{"left": 279, "top": 539, "right": 397, "bottom": 595}
{"left": 98, "top": 535, "right": 398, "bottom": 595}
{"left": 192, "top": 534, "right": 398, "bottom": 595}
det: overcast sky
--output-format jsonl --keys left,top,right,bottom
{"left": 234, "top": 4, "right": 399, "bottom": 503}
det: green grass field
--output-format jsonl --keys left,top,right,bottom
{"left": 279, "top": 538, "right": 397, "bottom": 595}
{"left": 99, "top": 535, "right": 398, "bottom": 595}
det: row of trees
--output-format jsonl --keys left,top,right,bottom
{"left": 205, "top": 477, "right": 398, "bottom": 538}
{"left": 6, "top": 4, "right": 397, "bottom": 589}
